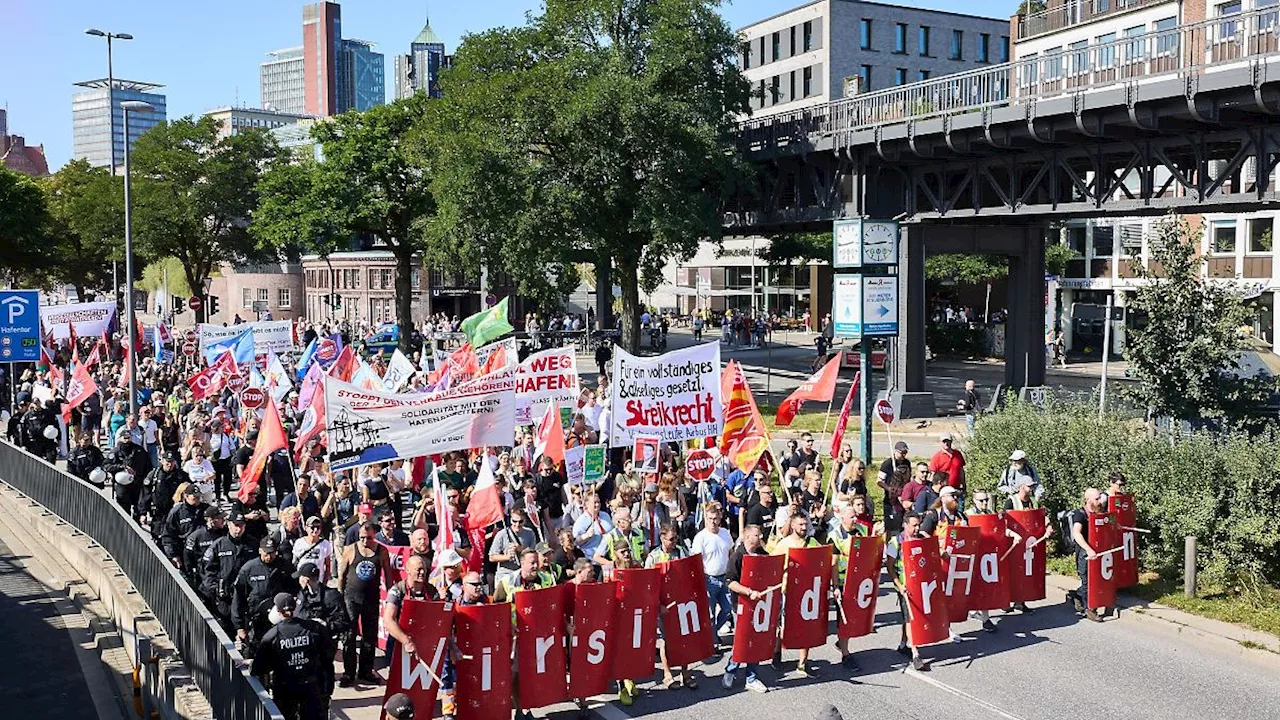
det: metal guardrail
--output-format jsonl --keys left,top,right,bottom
{"left": 1018, "top": 0, "right": 1169, "bottom": 40}
{"left": 739, "top": 6, "right": 1280, "bottom": 151}
{"left": 0, "top": 441, "right": 283, "bottom": 720}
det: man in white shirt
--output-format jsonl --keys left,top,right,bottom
{"left": 691, "top": 501, "right": 735, "bottom": 647}
{"left": 183, "top": 447, "right": 217, "bottom": 504}
{"left": 139, "top": 406, "right": 160, "bottom": 467}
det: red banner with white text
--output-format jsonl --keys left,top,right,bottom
{"left": 454, "top": 602, "right": 513, "bottom": 720}
{"left": 382, "top": 599, "right": 454, "bottom": 720}
{"left": 1087, "top": 512, "right": 1120, "bottom": 610}
{"left": 611, "top": 567, "right": 660, "bottom": 681}
{"left": 1108, "top": 493, "right": 1139, "bottom": 588}
{"left": 1005, "top": 509, "right": 1048, "bottom": 603}
{"left": 731, "top": 553, "right": 785, "bottom": 664}
{"left": 569, "top": 581, "right": 617, "bottom": 698}
{"left": 967, "top": 514, "right": 1011, "bottom": 611}
{"left": 514, "top": 585, "right": 569, "bottom": 709}
{"left": 942, "top": 526, "right": 983, "bottom": 624}
{"left": 838, "top": 535, "right": 882, "bottom": 639}
{"left": 782, "top": 545, "right": 832, "bottom": 650}
{"left": 903, "top": 537, "right": 951, "bottom": 647}
{"left": 658, "top": 555, "right": 714, "bottom": 667}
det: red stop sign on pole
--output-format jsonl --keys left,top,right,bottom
{"left": 188, "top": 296, "right": 202, "bottom": 311}
{"left": 182, "top": 340, "right": 197, "bottom": 357}
{"left": 685, "top": 449, "right": 717, "bottom": 481}
{"left": 240, "top": 387, "right": 265, "bottom": 409}
{"left": 874, "top": 398, "right": 895, "bottom": 425}
{"left": 227, "top": 374, "right": 245, "bottom": 392}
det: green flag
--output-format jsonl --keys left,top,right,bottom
{"left": 461, "top": 297, "right": 514, "bottom": 347}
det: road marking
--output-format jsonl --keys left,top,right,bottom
{"left": 904, "top": 668, "right": 1027, "bottom": 720}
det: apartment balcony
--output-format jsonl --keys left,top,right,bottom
{"left": 1018, "top": 0, "right": 1172, "bottom": 40}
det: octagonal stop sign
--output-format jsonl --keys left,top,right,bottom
{"left": 182, "top": 340, "right": 198, "bottom": 357}
{"left": 227, "top": 373, "right": 245, "bottom": 392}
{"left": 685, "top": 449, "right": 717, "bottom": 481}
{"left": 240, "top": 387, "right": 265, "bottom": 409}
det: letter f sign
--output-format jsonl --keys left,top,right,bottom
{"left": 2, "top": 295, "right": 28, "bottom": 325}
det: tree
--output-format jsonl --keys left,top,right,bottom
{"left": 427, "top": 0, "right": 753, "bottom": 350}
{"left": 40, "top": 160, "right": 125, "bottom": 300}
{"left": 130, "top": 117, "right": 281, "bottom": 322}
{"left": 255, "top": 96, "right": 436, "bottom": 349}
{"left": 1126, "top": 215, "right": 1275, "bottom": 427}
{"left": 138, "top": 257, "right": 194, "bottom": 298}
{"left": 926, "top": 254, "right": 1006, "bottom": 322}
{"left": 0, "top": 167, "right": 52, "bottom": 284}
{"left": 758, "top": 231, "right": 830, "bottom": 265}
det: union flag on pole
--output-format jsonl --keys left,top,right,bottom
{"left": 775, "top": 352, "right": 841, "bottom": 427}
{"left": 465, "top": 454, "right": 504, "bottom": 530}
{"left": 829, "top": 371, "right": 861, "bottom": 458}
{"left": 236, "top": 395, "right": 288, "bottom": 502}
{"left": 63, "top": 359, "right": 98, "bottom": 424}
{"left": 718, "top": 360, "right": 770, "bottom": 472}
{"left": 534, "top": 400, "right": 566, "bottom": 468}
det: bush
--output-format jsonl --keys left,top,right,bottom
{"left": 968, "top": 398, "right": 1280, "bottom": 595}
{"left": 928, "top": 323, "right": 988, "bottom": 358}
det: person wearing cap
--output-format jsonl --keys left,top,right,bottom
{"left": 19, "top": 396, "right": 58, "bottom": 462}
{"left": 294, "top": 561, "right": 349, "bottom": 714}
{"left": 183, "top": 505, "right": 228, "bottom": 586}
{"left": 201, "top": 509, "right": 257, "bottom": 633}
{"left": 997, "top": 450, "right": 1042, "bottom": 499}
{"left": 105, "top": 425, "right": 153, "bottom": 520}
{"left": 631, "top": 481, "right": 670, "bottom": 550}
{"left": 343, "top": 502, "right": 376, "bottom": 546}
{"left": 490, "top": 508, "right": 538, "bottom": 584}
{"left": 336, "top": 521, "right": 393, "bottom": 686}
{"left": 920, "top": 485, "right": 967, "bottom": 537}
{"left": 431, "top": 547, "right": 468, "bottom": 602}
{"left": 534, "top": 542, "right": 565, "bottom": 583}
{"left": 293, "top": 516, "right": 334, "bottom": 584}
{"left": 878, "top": 441, "right": 912, "bottom": 533}
{"left": 251, "top": 592, "right": 331, "bottom": 720}
{"left": 162, "top": 485, "right": 209, "bottom": 570}
{"left": 6, "top": 392, "right": 31, "bottom": 445}
{"left": 67, "top": 431, "right": 105, "bottom": 485}
{"left": 1002, "top": 477, "right": 1052, "bottom": 615}
{"left": 383, "top": 693, "right": 416, "bottom": 720}
{"left": 233, "top": 536, "right": 299, "bottom": 657}
{"left": 928, "top": 432, "right": 967, "bottom": 499}
{"left": 145, "top": 450, "right": 192, "bottom": 542}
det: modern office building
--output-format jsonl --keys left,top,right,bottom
{"left": 71, "top": 79, "right": 167, "bottom": 171}
{"left": 261, "top": 47, "right": 307, "bottom": 115}
{"left": 203, "top": 106, "right": 311, "bottom": 140}
{"left": 303, "top": 1, "right": 342, "bottom": 117}
{"left": 738, "top": 0, "right": 1010, "bottom": 118}
{"left": 337, "top": 39, "right": 385, "bottom": 111}
{"left": 0, "top": 109, "right": 50, "bottom": 177}
{"left": 394, "top": 19, "right": 450, "bottom": 100}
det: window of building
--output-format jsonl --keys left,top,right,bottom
{"left": 803, "top": 66, "right": 813, "bottom": 96}
{"left": 790, "top": 71, "right": 797, "bottom": 101}
{"left": 979, "top": 33, "right": 991, "bottom": 62}
{"left": 1120, "top": 224, "right": 1144, "bottom": 256}
{"left": 950, "top": 30, "right": 963, "bottom": 60}
{"left": 770, "top": 75, "right": 780, "bottom": 103}
{"left": 382, "top": 269, "right": 394, "bottom": 289}
{"left": 1249, "top": 217, "right": 1274, "bottom": 252}
{"left": 772, "top": 31, "right": 781, "bottom": 61}
{"left": 242, "top": 288, "right": 253, "bottom": 309}
{"left": 411, "top": 268, "right": 420, "bottom": 289}
{"left": 803, "top": 21, "right": 813, "bottom": 52}
{"left": 1097, "top": 32, "right": 1117, "bottom": 67}
{"left": 1155, "top": 17, "right": 1178, "bottom": 54}
{"left": 1067, "top": 226, "right": 1087, "bottom": 256}
{"left": 918, "top": 69, "right": 931, "bottom": 81}
{"left": 894, "top": 23, "right": 907, "bottom": 53}
{"left": 919, "top": 26, "right": 931, "bottom": 56}
{"left": 369, "top": 269, "right": 379, "bottom": 289}
{"left": 1045, "top": 46, "right": 1063, "bottom": 79}
{"left": 894, "top": 67, "right": 907, "bottom": 85}
{"left": 790, "top": 26, "right": 796, "bottom": 57}
{"left": 278, "top": 288, "right": 291, "bottom": 308}
{"left": 1212, "top": 221, "right": 1237, "bottom": 254}
{"left": 257, "top": 288, "right": 269, "bottom": 303}
{"left": 1093, "top": 226, "right": 1115, "bottom": 257}
{"left": 1218, "top": 1, "right": 1242, "bottom": 37}
{"left": 1069, "top": 40, "right": 1089, "bottom": 74}
{"left": 860, "top": 64, "right": 873, "bottom": 91}
{"left": 1020, "top": 53, "right": 1039, "bottom": 86}
{"left": 860, "top": 19, "right": 872, "bottom": 50}
{"left": 1260, "top": 0, "right": 1280, "bottom": 30}
{"left": 1123, "top": 25, "right": 1146, "bottom": 61}
{"left": 759, "top": 37, "right": 766, "bottom": 64}
{"left": 743, "top": 41, "right": 751, "bottom": 69}
{"left": 999, "top": 36, "right": 1010, "bottom": 62}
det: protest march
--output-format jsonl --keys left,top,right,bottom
{"left": 3, "top": 297, "right": 1144, "bottom": 720}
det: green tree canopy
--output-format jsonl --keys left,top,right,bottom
{"left": 130, "top": 117, "right": 281, "bottom": 321}
{"left": 0, "top": 167, "right": 52, "bottom": 284}
{"left": 426, "top": 0, "right": 753, "bottom": 349}
{"left": 40, "top": 160, "right": 125, "bottom": 300}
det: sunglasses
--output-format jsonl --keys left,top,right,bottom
{"left": 464, "top": 580, "right": 483, "bottom": 587}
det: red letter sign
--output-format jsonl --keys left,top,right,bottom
{"left": 1005, "top": 508, "right": 1047, "bottom": 603}
{"left": 569, "top": 582, "right": 616, "bottom": 699}
{"left": 731, "top": 553, "right": 785, "bottom": 664}
{"left": 838, "top": 535, "right": 882, "bottom": 639}
{"left": 967, "top": 513, "right": 1011, "bottom": 612}
{"left": 942, "top": 526, "right": 982, "bottom": 624}
{"left": 782, "top": 545, "right": 832, "bottom": 650}
{"left": 1087, "top": 512, "right": 1119, "bottom": 610}
{"left": 382, "top": 599, "right": 454, "bottom": 720}
{"left": 453, "top": 603, "right": 513, "bottom": 720}
{"left": 1108, "top": 492, "right": 1139, "bottom": 588}
{"left": 658, "top": 556, "right": 713, "bottom": 667}
{"left": 514, "top": 585, "right": 569, "bottom": 709}
{"left": 611, "top": 567, "right": 660, "bottom": 681}
{"left": 902, "top": 537, "right": 951, "bottom": 646}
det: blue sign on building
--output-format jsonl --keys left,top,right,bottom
{"left": 0, "top": 290, "right": 41, "bottom": 362}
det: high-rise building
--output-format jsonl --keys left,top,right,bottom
{"left": 71, "top": 79, "right": 167, "bottom": 171}
{"left": 203, "top": 107, "right": 311, "bottom": 141}
{"left": 303, "top": 1, "right": 342, "bottom": 117}
{"left": 0, "top": 109, "right": 50, "bottom": 177}
{"left": 394, "top": 19, "right": 450, "bottom": 100}
{"left": 261, "top": 47, "right": 306, "bottom": 115}
{"left": 338, "top": 39, "right": 385, "bottom": 112}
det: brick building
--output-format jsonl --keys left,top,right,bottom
{"left": 206, "top": 262, "right": 305, "bottom": 324}
{"left": 0, "top": 109, "right": 50, "bottom": 177}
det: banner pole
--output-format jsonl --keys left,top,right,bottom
{"left": 858, "top": 340, "right": 873, "bottom": 466}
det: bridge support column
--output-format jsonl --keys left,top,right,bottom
{"left": 1006, "top": 228, "right": 1047, "bottom": 390}
{"left": 890, "top": 225, "right": 936, "bottom": 419}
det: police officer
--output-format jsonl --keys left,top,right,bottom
{"left": 294, "top": 562, "right": 348, "bottom": 716}
{"left": 66, "top": 432, "right": 105, "bottom": 485}
{"left": 183, "top": 505, "right": 227, "bottom": 586}
{"left": 144, "top": 451, "right": 190, "bottom": 541}
{"left": 162, "top": 486, "right": 208, "bottom": 570}
{"left": 21, "top": 398, "right": 59, "bottom": 463}
{"left": 5, "top": 392, "right": 31, "bottom": 445}
{"left": 105, "top": 426, "right": 152, "bottom": 519}
{"left": 251, "top": 593, "right": 330, "bottom": 720}
{"left": 201, "top": 509, "right": 256, "bottom": 633}
{"left": 233, "top": 537, "right": 298, "bottom": 656}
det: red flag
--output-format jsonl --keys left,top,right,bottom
{"left": 533, "top": 401, "right": 565, "bottom": 468}
{"left": 478, "top": 342, "right": 508, "bottom": 377}
{"left": 328, "top": 345, "right": 358, "bottom": 383}
{"left": 514, "top": 585, "right": 569, "bottom": 709}
{"left": 781, "top": 545, "right": 832, "bottom": 650}
{"left": 134, "top": 317, "right": 145, "bottom": 352}
{"left": 68, "top": 324, "right": 80, "bottom": 358}
{"left": 453, "top": 603, "right": 514, "bottom": 720}
{"left": 63, "top": 359, "right": 98, "bottom": 424}
{"left": 775, "top": 352, "right": 842, "bottom": 426}
{"left": 431, "top": 467, "right": 457, "bottom": 556}
{"left": 382, "top": 599, "right": 455, "bottom": 720}
{"left": 731, "top": 553, "right": 785, "bottom": 664}
{"left": 465, "top": 456, "right": 503, "bottom": 530}
{"left": 292, "top": 375, "right": 326, "bottom": 460}
{"left": 449, "top": 343, "right": 480, "bottom": 378}
{"left": 118, "top": 343, "right": 130, "bottom": 388}
{"left": 568, "top": 581, "right": 617, "bottom": 699}
{"left": 83, "top": 341, "right": 102, "bottom": 370}
{"left": 718, "top": 361, "right": 770, "bottom": 472}
{"left": 610, "top": 567, "right": 661, "bottom": 681}
{"left": 236, "top": 395, "right": 288, "bottom": 502}
{"left": 829, "top": 371, "right": 861, "bottom": 458}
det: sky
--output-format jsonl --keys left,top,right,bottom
{"left": 2, "top": 0, "right": 1011, "bottom": 170}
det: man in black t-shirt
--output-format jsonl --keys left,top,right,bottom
{"left": 744, "top": 486, "right": 778, "bottom": 543}
{"left": 721, "top": 524, "right": 771, "bottom": 694}
{"left": 878, "top": 442, "right": 912, "bottom": 532}
{"left": 536, "top": 456, "right": 566, "bottom": 529}
{"left": 1067, "top": 488, "right": 1108, "bottom": 622}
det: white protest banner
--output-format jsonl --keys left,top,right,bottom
{"left": 40, "top": 301, "right": 116, "bottom": 341}
{"left": 564, "top": 444, "right": 586, "bottom": 486}
{"left": 324, "top": 369, "right": 517, "bottom": 472}
{"left": 608, "top": 342, "right": 722, "bottom": 448}
{"left": 515, "top": 346, "right": 579, "bottom": 425}
{"left": 199, "top": 321, "right": 293, "bottom": 356}
{"left": 382, "top": 349, "right": 417, "bottom": 392}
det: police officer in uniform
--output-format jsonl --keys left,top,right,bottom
{"left": 6, "top": 392, "right": 31, "bottom": 445}
{"left": 21, "top": 398, "right": 59, "bottom": 463}
{"left": 251, "top": 593, "right": 330, "bottom": 720}
{"left": 233, "top": 537, "right": 298, "bottom": 656}
{"left": 201, "top": 509, "right": 256, "bottom": 633}
{"left": 144, "top": 451, "right": 190, "bottom": 541}
{"left": 162, "top": 486, "right": 208, "bottom": 571}
{"left": 183, "top": 505, "right": 227, "bottom": 586}
{"left": 105, "top": 427, "right": 152, "bottom": 519}
{"left": 66, "top": 432, "right": 105, "bottom": 484}
{"left": 294, "top": 562, "right": 348, "bottom": 715}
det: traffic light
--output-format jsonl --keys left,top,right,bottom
{"left": 172, "top": 295, "right": 185, "bottom": 314}
{"left": 329, "top": 293, "right": 342, "bottom": 310}
{"left": 208, "top": 295, "right": 220, "bottom": 316}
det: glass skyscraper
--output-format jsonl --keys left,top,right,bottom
{"left": 394, "top": 20, "right": 450, "bottom": 100}
{"left": 338, "top": 39, "right": 385, "bottom": 112}
{"left": 71, "top": 79, "right": 167, "bottom": 171}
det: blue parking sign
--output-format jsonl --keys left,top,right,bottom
{"left": 0, "top": 290, "right": 41, "bottom": 362}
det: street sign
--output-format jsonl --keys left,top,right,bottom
{"left": 240, "top": 387, "right": 265, "bottom": 409}
{"left": 188, "top": 296, "right": 202, "bottom": 312}
{"left": 182, "top": 340, "right": 198, "bottom": 357}
{"left": 227, "top": 374, "right": 245, "bottom": 392}
{"left": 0, "top": 290, "right": 41, "bottom": 362}
{"left": 685, "top": 449, "right": 717, "bottom": 481}
{"left": 861, "top": 276, "right": 899, "bottom": 335}
{"left": 833, "top": 274, "right": 863, "bottom": 338}
{"left": 874, "top": 398, "right": 895, "bottom": 425}
{"left": 832, "top": 219, "right": 900, "bottom": 268}
{"left": 185, "top": 328, "right": 197, "bottom": 342}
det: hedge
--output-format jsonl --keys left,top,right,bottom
{"left": 967, "top": 398, "right": 1280, "bottom": 596}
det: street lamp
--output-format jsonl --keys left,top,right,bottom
{"left": 84, "top": 29, "right": 133, "bottom": 174}
{"left": 121, "top": 100, "right": 152, "bottom": 416}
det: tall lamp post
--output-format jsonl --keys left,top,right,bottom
{"left": 83, "top": 29, "right": 132, "bottom": 175}
{"left": 121, "top": 100, "right": 153, "bottom": 416}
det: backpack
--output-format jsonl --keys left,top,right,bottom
{"left": 1056, "top": 510, "right": 1076, "bottom": 552}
